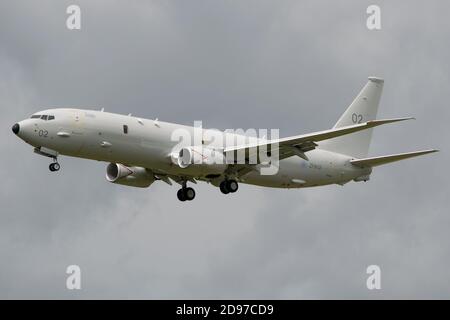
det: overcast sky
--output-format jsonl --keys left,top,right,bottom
{"left": 0, "top": 0, "right": 448, "bottom": 299}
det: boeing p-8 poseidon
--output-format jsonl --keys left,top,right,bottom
{"left": 12, "top": 77, "right": 438, "bottom": 201}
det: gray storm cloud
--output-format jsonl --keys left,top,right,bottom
{"left": 0, "top": 0, "right": 448, "bottom": 298}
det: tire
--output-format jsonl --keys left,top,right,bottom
{"left": 226, "top": 180, "right": 238, "bottom": 193}
{"left": 184, "top": 187, "right": 196, "bottom": 201}
{"left": 52, "top": 163, "right": 60, "bottom": 171}
{"left": 177, "top": 189, "right": 186, "bottom": 201}
{"left": 220, "top": 181, "right": 229, "bottom": 194}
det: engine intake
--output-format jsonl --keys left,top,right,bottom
{"left": 106, "top": 163, "right": 155, "bottom": 188}
{"left": 175, "top": 146, "right": 227, "bottom": 173}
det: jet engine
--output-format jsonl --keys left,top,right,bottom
{"left": 106, "top": 163, "right": 155, "bottom": 188}
{"left": 175, "top": 146, "right": 227, "bottom": 173}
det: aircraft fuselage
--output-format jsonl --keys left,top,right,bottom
{"left": 13, "top": 108, "right": 371, "bottom": 189}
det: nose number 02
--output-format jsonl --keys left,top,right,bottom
{"left": 38, "top": 129, "right": 49, "bottom": 137}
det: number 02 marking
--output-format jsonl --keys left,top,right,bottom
{"left": 352, "top": 113, "right": 363, "bottom": 124}
{"left": 38, "top": 129, "right": 48, "bottom": 137}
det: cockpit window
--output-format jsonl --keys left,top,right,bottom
{"left": 31, "top": 114, "right": 55, "bottom": 120}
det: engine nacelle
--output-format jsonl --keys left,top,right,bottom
{"left": 177, "top": 146, "right": 225, "bottom": 168}
{"left": 106, "top": 163, "right": 155, "bottom": 188}
{"left": 176, "top": 146, "right": 227, "bottom": 173}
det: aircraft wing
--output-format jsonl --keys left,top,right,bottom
{"left": 350, "top": 149, "right": 439, "bottom": 168}
{"left": 224, "top": 117, "right": 414, "bottom": 162}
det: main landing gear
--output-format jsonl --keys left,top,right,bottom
{"left": 176, "top": 179, "right": 238, "bottom": 201}
{"left": 177, "top": 181, "right": 196, "bottom": 201}
{"left": 49, "top": 159, "right": 60, "bottom": 172}
{"left": 220, "top": 179, "right": 238, "bottom": 194}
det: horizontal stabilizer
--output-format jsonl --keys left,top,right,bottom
{"left": 350, "top": 149, "right": 439, "bottom": 168}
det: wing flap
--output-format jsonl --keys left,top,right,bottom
{"left": 350, "top": 149, "right": 438, "bottom": 168}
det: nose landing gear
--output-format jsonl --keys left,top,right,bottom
{"left": 49, "top": 159, "right": 60, "bottom": 172}
{"left": 33, "top": 147, "right": 60, "bottom": 172}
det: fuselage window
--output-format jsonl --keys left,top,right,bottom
{"left": 123, "top": 125, "right": 128, "bottom": 134}
{"left": 31, "top": 115, "right": 41, "bottom": 119}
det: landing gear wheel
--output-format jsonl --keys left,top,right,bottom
{"left": 177, "top": 187, "right": 196, "bottom": 201}
{"left": 226, "top": 180, "right": 238, "bottom": 193}
{"left": 177, "top": 189, "right": 186, "bottom": 201}
{"left": 49, "top": 162, "right": 60, "bottom": 172}
{"left": 184, "top": 187, "right": 196, "bottom": 201}
{"left": 220, "top": 181, "right": 230, "bottom": 194}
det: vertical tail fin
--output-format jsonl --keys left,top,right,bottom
{"left": 319, "top": 77, "right": 384, "bottom": 158}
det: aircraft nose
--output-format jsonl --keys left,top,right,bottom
{"left": 12, "top": 123, "right": 20, "bottom": 135}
